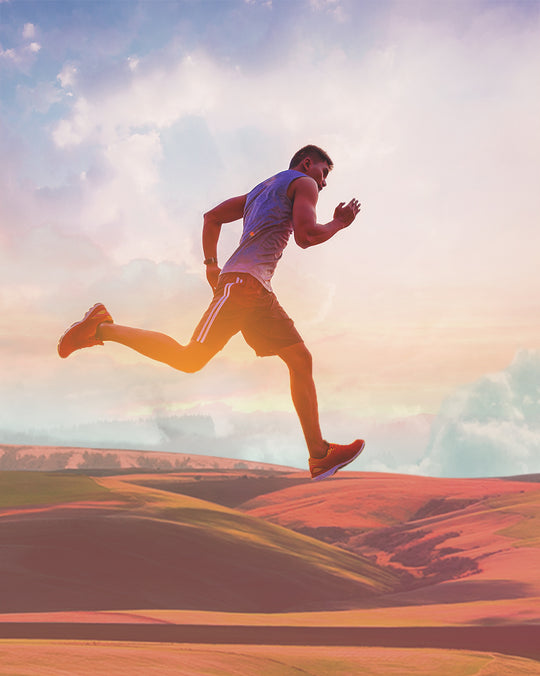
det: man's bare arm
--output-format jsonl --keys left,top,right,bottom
{"left": 291, "top": 177, "right": 360, "bottom": 249}
{"left": 202, "top": 194, "right": 247, "bottom": 289}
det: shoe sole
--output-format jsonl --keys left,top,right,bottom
{"left": 57, "top": 303, "right": 107, "bottom": 358}
{"left": 311, "top": 440, "right": 365, "bottom": 481}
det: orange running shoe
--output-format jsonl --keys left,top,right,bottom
{"left": 57, "top": 303, "right": 113, "bottom": 358}
{"left": 309, "top": 439, "right": 365, "bottom": 481}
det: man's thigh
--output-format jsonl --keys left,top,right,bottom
{"left": 241, "top": 292, "right": 303, "bottom": 357}
{"left": 190, "top": 274, "right": 247, "bottom": 353}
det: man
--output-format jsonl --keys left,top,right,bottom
{"left": 58, "top": 145, "right": 364, "bottom": 480}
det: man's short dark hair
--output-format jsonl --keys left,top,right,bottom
{"left": 289, "top": 145, "right": 334, "bottom": 170}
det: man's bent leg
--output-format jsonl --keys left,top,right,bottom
{"left": 278, "top": 342, "right": 327, "bottom": 459}
{"left": 97, "top": 323, "right": 215, "bottom": 373}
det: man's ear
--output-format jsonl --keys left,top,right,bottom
{"left": 301, "top": 157, "right": 311, "bottom": 171}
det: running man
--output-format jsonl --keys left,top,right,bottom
{"left": 58, "top": 145, "right": 365, "bottom": 480}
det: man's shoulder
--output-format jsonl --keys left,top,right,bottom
{"left": 286, "top": 173, "right": 318, "bottom": 199}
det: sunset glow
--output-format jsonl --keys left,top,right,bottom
{"left": 1, "top": 0, "right": 539, "bottom": 475}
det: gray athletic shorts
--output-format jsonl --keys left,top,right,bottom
{"left": 191, "top": 273, "right": 303, "bottom": 357}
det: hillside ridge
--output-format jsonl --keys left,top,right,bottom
{"left": 0, "top": 444, "right": 298, "bottom": 473}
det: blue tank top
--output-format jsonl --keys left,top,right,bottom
{"left": 221, "top": 169, "right": 306, "bottom": 291}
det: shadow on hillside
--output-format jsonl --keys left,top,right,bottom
{"left": 0, "top": 508, "right": 383, "bottom": 615}
{"left": 378, "top": 579, "right": 533, "bottom": 606}
{"left": 132, "top": 475, "right": 309, "bottom": 508}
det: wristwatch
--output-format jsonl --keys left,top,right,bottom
{"left": 204, "top": 257, "right": 218, "bottom": 265}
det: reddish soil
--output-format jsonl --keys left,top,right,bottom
{"left": 240, "top": 472, "right": 540, "bottom": 600}
{"left": 240, "top": 472, "right": 540, "bottom": 529}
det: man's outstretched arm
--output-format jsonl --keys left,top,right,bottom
{"left": 202, "top": 194, "right": 247, "bottom": 289}
{"left": 291, "top": 177, "right": 360, "bottom": 249}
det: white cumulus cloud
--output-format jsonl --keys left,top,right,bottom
{"left": 421, "top": 350, "right": 540, "bottom": 478}
{"left": 57, "top": 63, "right": 78, "bottom": 90}
{"left": 22, "top": 23, "right": 36, "bottom": 39}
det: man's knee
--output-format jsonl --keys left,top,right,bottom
{"left": 174, "top": 342, "right": 214, "bottom": 373}
{"left": 279, "top": 342, "right": 313, "bottom": 375}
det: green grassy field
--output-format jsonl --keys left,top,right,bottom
{"left": 0, "top": 472, "right": 112, "bottom": 508}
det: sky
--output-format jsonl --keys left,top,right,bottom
{"left": 1, "top": 0, "right": 539, "bottom": 476}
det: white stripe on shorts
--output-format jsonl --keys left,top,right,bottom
{"left": 194, "top": 277, "right": 242, "bottom": 344}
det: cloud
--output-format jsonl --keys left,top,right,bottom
{"left": 0, "top": 46, "right": 16, "bottom": 61}
{"left": 421, "top": 350, "right": 540, "bottom": 478}
{"left": 22, "top": 23, "right": 36, "bottom": 39}
{"left": 0, "top": 19, "right": 41, "bottom": 68}
{"left": 309, "top": 0, "right": 346, "bottom": 22}
{"left": 44, "top": 3, "right": 540, "bottom": 281}
{"left": 1, "top": 0, "right": 540, "bottom": 468}
{"left": 52, "top": 52, "right": 224, "bottom": 148}
{"left": 45, "top": 9, "right": 534, "bottom": 275}
{"left": 57, "top": 63, "right": 78, "bottom": 90}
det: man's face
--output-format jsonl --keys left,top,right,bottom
{"left": 304, "top": 159, "right": 330, "bottom": 191}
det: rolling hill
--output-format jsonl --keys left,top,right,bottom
{"left": 0, "top": 471, "right": 397, "bottom": 614}
{"left": 0, "top": 444, "right": 296, "bottom": 473}
{"left": 1, "top": 446, "right": 539, "bottom": 674}
{"left": 239, "top": 471, "right": 540, "bottom": 606}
